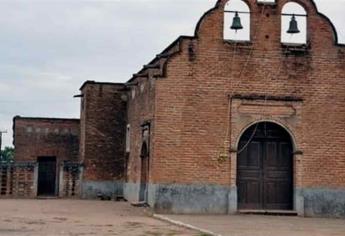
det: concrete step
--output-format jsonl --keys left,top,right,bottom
{"left": 131, "top": 201, "right": 148, "bottom": 207}
{"left": 239, "top": 210, "right": 298, "bottom": 216}
{"left": 36, "top": 196, "right": 58, "bottom": 200}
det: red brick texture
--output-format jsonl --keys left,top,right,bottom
{"left": 127, "top": 0, "right": 345, "bottom": 191}
{"left": 12, "top": 117, "right": 80, "bottom": 198}
{"left": 0, "top": 163, "right": 36, "bottom": 198}
{"left": 14, "top": 117, "right": 80, "bottom": 163}
{"left": 126, "top": 77, "right": 156, "bottom": 184}
{"left": 79, "top": 82, "right": 127, "bottom": 182}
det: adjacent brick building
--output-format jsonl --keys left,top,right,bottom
{"left": 13, "top": 117, "right": 80, "bottom": 197}
{"left": 78, "top": 81, "right": 127, "bottom": 198}
{"left": 12, "top": 81, "right": 127, "bottom": 199}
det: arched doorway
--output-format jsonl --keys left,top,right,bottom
{"left": 237, "top": 122, "right": 293, "bottom": 210}
{"left": 139, "top": 142, "right": 149, "bottom": 203}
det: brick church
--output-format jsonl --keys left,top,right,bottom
{"left": 7, "top": 0, "right": 345, "bottom": 218}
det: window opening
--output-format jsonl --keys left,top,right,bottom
{"left": 224, "top": 0, "right": 251, "bottom": 41}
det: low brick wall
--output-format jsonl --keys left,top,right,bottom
{"left": 0, "top": 161, "right": 84, "bottom": 199}
{"left": 59, "top": 161, "right": 83, "bottom": 198}
{"left": 0, "top": 162, "right": 37, "bottom": 198}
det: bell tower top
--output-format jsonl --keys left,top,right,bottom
{"left": 194, "top": 0, "right": 343, "bottom": 47}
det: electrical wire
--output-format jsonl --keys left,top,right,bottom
{"left": 229, "top": 3, "right": 311, "bottom": 154}
{"left": 237, "top": 122, "right": 259, "bottom": 155}
{"left": 224, "top": 4, "right": 268, "bottom": 155}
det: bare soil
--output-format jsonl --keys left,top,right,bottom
{"left": 0, "top": 199, "right": 198, "bottom": 236}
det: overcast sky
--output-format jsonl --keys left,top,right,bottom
{"left": 0, "top": 0, "right": 344, "bottom": 147}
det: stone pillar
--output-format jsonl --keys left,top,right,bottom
{"left": 294, "top": 151, "right": 304, "bottom": 216}
{"left": 32, "top": 163, "right": 38, "bottom": 197}
{"left": 78, "top": 165, "right": 84, "bottom": 198}
{"left": 228, "top": 151, "right": 238, "bottom": 214}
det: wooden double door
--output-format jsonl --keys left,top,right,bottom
{"left": 237, "top": 122, "right": 293, "bottom": 210}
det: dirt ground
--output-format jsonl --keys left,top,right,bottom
{"left": 0, "top": 199, "right": 198, "bottom": 236}
{"left": 2, "top": 199, "right": 343, "bottom": 236}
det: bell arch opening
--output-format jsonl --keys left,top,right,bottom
{"left": 281, "top": 2, "right": 307, "bottom": 45}
{"left": 237, "top": 122, "right": 294, "bottom": 211}
{"left": 224, "top": 0, "right": 251, "bottom": 41}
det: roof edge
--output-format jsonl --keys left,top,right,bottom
{"left": 194, "top": 1, "right": 220, "bottom": 38}
{"left": 307, "top": 0, "right": 345, "bottom": 47}
{"left": 126, "top": 0, "right": 345, "bottom": 85}
{"left": 13, "top": 116, "right": 80, "bottom": 122}
{"left": 126, "top": 35, "right": 195, "bottom": 83}
{"left": 79, "top": 80, "right": 126, "bottom": 91}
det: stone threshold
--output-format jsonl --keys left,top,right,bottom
{"left": 239, "top": 210, "right": 298, "bottom": 216}
{"left": 36, "top": 196, "right": 59, "bottom": 200}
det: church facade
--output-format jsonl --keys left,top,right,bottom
{"left": 11, "top": 0, "right": 345, "bottom": 218}
{"left": 123, "top": 0, "right": 345, "bottom": 217}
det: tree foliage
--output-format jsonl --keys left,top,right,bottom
{"left": 0, "top": 147, "right": 14, "bottom": 163}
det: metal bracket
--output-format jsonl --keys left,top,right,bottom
{"left": 225, "top": 10, "right": 307, "bottom": 17}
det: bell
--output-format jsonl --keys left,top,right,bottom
{"left": 231, "top": 12, "right": 243, "bottom": 31}
{"left": 287, "top": 14, "right": 300, "bottom": 34}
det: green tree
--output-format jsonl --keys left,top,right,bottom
{"left": 0, "top": 147, "right": 14, "bottom": 163}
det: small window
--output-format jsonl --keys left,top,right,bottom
{"left": 281, "top": 2, "right": 307, "bottom": 45}
{"left": 224, "top": 0, "right": 250, "bottom": 41}
{"left": 35, "top": 127, "right": 41, "bottom": 133}
{"left": 26, "top": 126, "right": 33, "bottom": 133}
{"left": 126, "top": 124, "right": 131, "bottom": 153}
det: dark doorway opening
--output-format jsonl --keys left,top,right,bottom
{"left": 37, "top": 156, "right": 57, "bottom": 196}
{"left": 139, "top": 143, "right": 149, "bottom": 203}
{"left": 237, "top": 122, "right": 293, "bottom": 210}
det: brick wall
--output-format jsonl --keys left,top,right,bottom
{"left": 79, "top": 81, "right": 127, "bottom": 182}
{"left": 14, "top": 117, "right": 80, "bottom": 163}
{"left": 12, "top": 117, "right": 80, "bottom": 198}
{"left": 128, "top": 0, "right": 345, "bottom": 190}
{"left": 60, "top": 161, "right": 82, "bottom": 198}
{"left": 0, "top": 162, "right": 37, "bottom": 198}
{"left": 126, "top": 77, "right": 156, "bottom": 184}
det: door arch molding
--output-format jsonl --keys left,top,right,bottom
{"left": 235, "top": 119, "right": 298, "bottom": 153}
